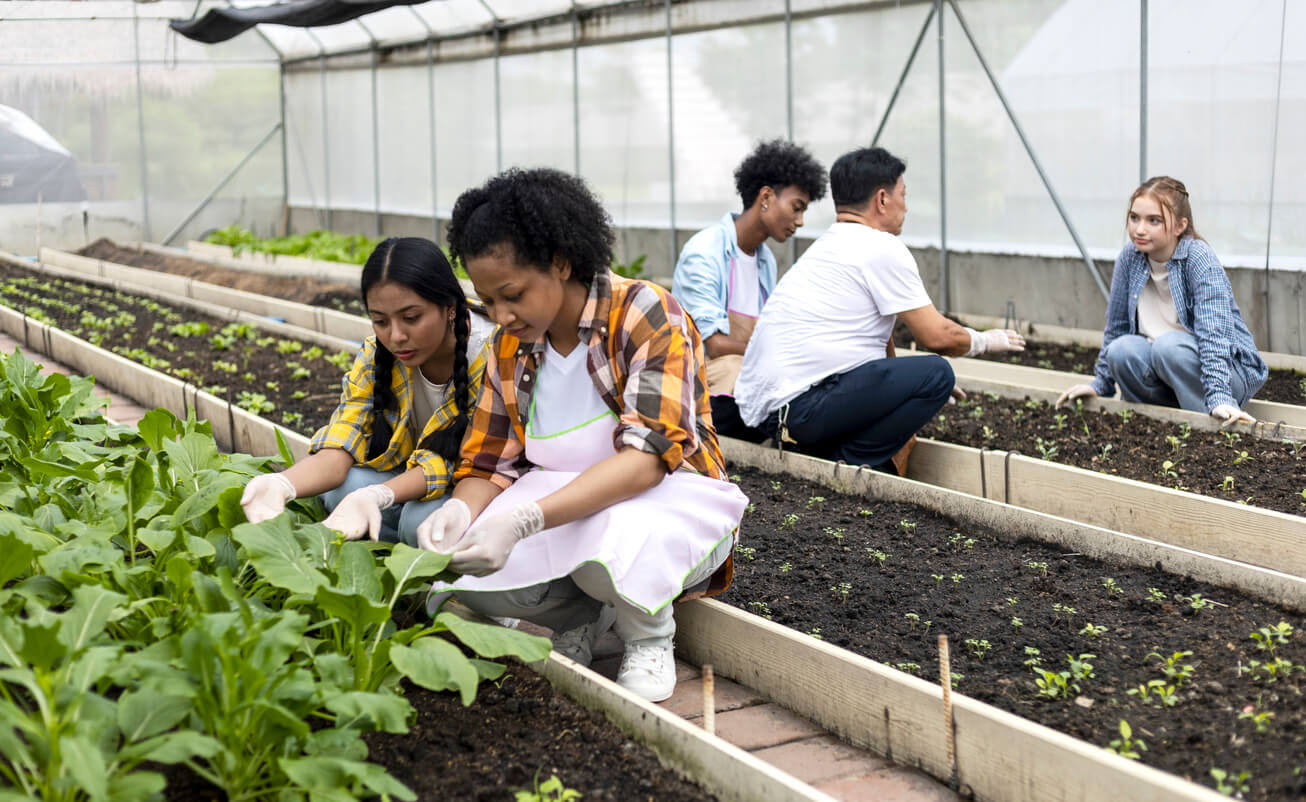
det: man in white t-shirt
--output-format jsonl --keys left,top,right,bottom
{"left": 734, "top": 146, "right": 1025, "bottom": 474}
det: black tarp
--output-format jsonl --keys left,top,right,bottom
{"left": 171, "top": 0, "right": 428, "bottom": 44}
{"left": 0, "top": 105, "right": 86, "bottom": 204}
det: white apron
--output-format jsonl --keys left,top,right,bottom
{"left": 435, "top": 349, "right": 747, "bottom": 615}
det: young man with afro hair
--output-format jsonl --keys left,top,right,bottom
{"left": 672, "top": 139, "right": 826, "bottom": 442}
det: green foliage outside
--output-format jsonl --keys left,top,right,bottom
{"left": 0, "top": 350, "right": 550, "bottom": 800}
{"left": 205, "top": 225, "right": 381, "bottom": 266}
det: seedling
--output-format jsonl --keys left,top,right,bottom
{"left": 823, "top": 526, "right": 845, "bottom": 544}
{"left": 1250, "top": 622, "right": 1293, "bottom": 655}
{"left": 1105, "top": 720, "right": 1146, "bottom": 760}
{"left": 1098, "top": 443, "right": 1113, "bottom": 461}
{"left": 895, "top": 662, "right": 920, "bottom": 673}
{"left": 968, "top": 404, "right": 984, "bottom": 419}
{"left": 728, "top": 474, "right": 741, "bottom": 482}
{"left": 1079, "top": 623, "right": 1107, "bottom": 639}
{"left": 745, "top": 503, "right": 755, "bottom": 515}
{"left": 983, "top": 391, "right": 1000, "bottom": 402}
{"left": 1052, "top": 602, "right": 1077, "bottom": 623}
{"left": 275, "top": 339, "right": 303, "bottom": 355}
{"left": 1102, "top": 578, "right": 1123, "bottom": 595}
{"left": 950, "top": 573, "right": 965, "bottom": 585}
{"left": 1222, "top": 431, "right": 1242, "bottom": 448}
{"left": 830, "top": 582, "right": 852, "bottom": 605}
{"left": 1165, "top": 434, "right": 1183, "bottom": 453}
{"left": 932, "top": 574, "right": 945, "bottom": 588}
{"left": 1128, "top": 679, "right": 1177, "bottom": 707}
{"left": 1035, "top": 437, "right": 1059, "bottom": 460}
{"left": 1185, "top": 594, "right": 1216, "bottom": 612}
{"left": 1239, "top": 705, "right": 1275, "bottom": 734}
{"left": 1233, "top": 450, "right": 1253, "bottom": 465}
{"left": 1025, "top": 560, "right": 1049, "bottom": 577}
{"left": 1146, "top": 650, "right": 1195, "bottom": 686}
{"left": 857, "top": 508, "right": 873, "bottom": 517}
{"left": 747, "top": 601, "right": 772, "bottom": 619}
{"left": 807, "top": 628, "right": 823, "bottom": 640}
{"left": 898, "top": 519, "right": 917, "bottom": 534}
{"left": 1051, "top": 413, "right": 1068, "bottom": 431}
{"left": 1011, "top": 616, "right": 1023, "bottom": 629}
{"left": 779, "top": 513, "right": 799, "bottom": 530}
{"left": 1033, "top": 668, "right": 1078, "bottom": 699}
{"left": 949, "top": 673, "right": 963, "bottom": 690}
{"left": 779, "top": 562, "right": 792, "bottom": 574}
{"left": 281, "top": 411, "right": 304, "bottom": 427}
{"left": 905, "top": 612, "right": 920, "bottom": 631}
{"left": 1006, "top": 596, "right": 1020, "bottom": 608}
{"left": 1023, "top": 647, "right": 1042, "bottom": 667}
{"left": 1209, "top": 768, "right": 1251, "bottom": 796}
{"left": 1145, "top": 587, "right": 1166, "bottom": 603}
{"left": 290, "top": 365, "right": 312, "bottom": 380}
{"left": 1119, "top": 408, "right": 1134, "bottom": 423}
{"left": 1221, "top": 475, "right": 1235, "bottom": 492}
{"left": 982, "top": 425, "right": 996, "bottom": 441}
{"left": 769, "top": 480, "right": 783, "bottom": 492}
{"left": 805, "top": 495, "right": 826, "bottom": 509}
{"left": 865, "top": 547, "right": 889, "bottom": 567}
{"left": 734, "top": 544, "right": 757, "bottom": 562}
{"left": 1160, "top": 459, "right": 1180, "bottom": 480}
{"left": 964, "top": 639, "right": 991, "bottom": 659}
{"left": 515, "top": 773, "right": 581, "bottom": 802}
{"left": 236, "top": 391, "right": 275, "bottom": 415}
{"left": 291, "top": 390, "right": 308, "bottom": 400}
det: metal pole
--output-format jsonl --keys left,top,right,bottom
{"left": 1140, "top": 0, "right": 1148, "bottom": 183}
{"left": 409, "top": 7, "right": 438, "bottom": 241}
{"left": 937, "top": 0, "right": 948, "bottom": 313}
{"left": 872, "top": 3, "right": 936, "bottom": 147}
{"left": 359, "top": 20, "right": 382, "bottom": 238}
{"left": 572, "top": 3, "right": 581, "bottom": 174}
{"left": 131, "top": 4, "right": 152, "bottom": 242}
{"left": 476, "top": 1, "right": 503, "bottom": 172}
{"left": 947, "top": 0, "right": 1109, "bottom": 302}
{"left": 309, "top": 31, "right": 332, "bottom": 231}
{"left": 785, "top": 0, "right": 795, "bottom": 269}
{"left": 666, "top": 0, "right": 677, "bottom": 266}
{"left": 1262, "top": 0, "right": 1288, "bottom": 352}
{"left": 161, "top": 123, "right": 283, "bottom": 246}
{"left": 278, "top": 66, "right": 290, "bottom": 236}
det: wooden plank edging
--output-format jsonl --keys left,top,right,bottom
{"left": 673, "top": 600, "right": 1229, "bottom": 802}
{"left": 722, "top": 438, "right": 1306, "bottom": 610}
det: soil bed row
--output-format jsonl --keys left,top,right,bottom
{"left": 726, "top": 465, "right": 1306, "bottom": 801}
{"left": 0, "top": 260, "right": 349, "bottom": 438}
{"left": 917, "top": 392, "right": 1306, "bottom": 517}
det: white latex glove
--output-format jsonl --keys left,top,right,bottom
{"left": 1211, "top": 404, "right": 1256, "bottom": 430}
{"left": 322, "top": 484, "right": 395, "bottom": 541}
{"left": 1056, "top": 383, "right": 1098, "bottom": 409}
{"left": 416, "top": 498, "right": 472, "bottom": 553}
{"left": 964, "top": 328, "right": 1026, "bottom": 356}
{"left": 448, "top": 502, "right": 545, "bottom": 577}
{"left": 241, "top": 473, "right": 296, "bottom": 524}
{"left": 948, "top": 385, "right": 967, "bottom": 405}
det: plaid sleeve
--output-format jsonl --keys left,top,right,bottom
{"left": 1090, "top": 249, "right": 1134, "bottom": 398}
{"left": 1184, "top": 244, "right": 1239, "bottom": 411}
{"left": 454, "top": 336, "right": 530, "bottom": 490}
{"left": 309, "top": 338, "right": 376, "bottom": 463}
{"left": 406, "top": 340, "right": 492, "bottom": 500}
{"left": 612, "top": 283, "right": 702, "bottom": 474}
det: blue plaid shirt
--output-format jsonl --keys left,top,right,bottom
{"left": 1091, "top": 237, "right": 1267, "bottom": 411}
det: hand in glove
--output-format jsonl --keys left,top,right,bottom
{"left": 241, "top": 473, "right": 296, "bottom": 523}
{"left": 448, "top": 502, "right": 545, "bottom": 577}
{"left": 1055, "top": 383, "right": 1098, "bottom": 409}
{"left": 1211, "top": 404, "right": 1256, "bottom": 430}
{"left": 416, "top": 498, "right": 472, "bottom": 553}
{"left": 965, "top": 328, "right": 1026, "bottom": 356}
{"left": 948, "top": 385, "right": 967, "bottom": 405}
{"left": 322, "top": 484, "right": 395, "bottom": 541}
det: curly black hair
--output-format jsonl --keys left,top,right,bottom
{"left": 447, "top": 167, "right": 615, "bottom": 284}
{"left": 733, "top": 139, "right": 828, "bottom": 210}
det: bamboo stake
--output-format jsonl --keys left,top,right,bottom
{"left": 938, "top": 634, "right": 958, "bottom": 790}
{"left": 702, "top": 664, "right": 715, "bottom": 735}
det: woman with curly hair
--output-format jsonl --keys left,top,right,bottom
{"left": 240, "top": 237, "right": 495, "bottom": 545}
{"left": 418, "top": 168, "right": 747, "bottom": 702}
{"left": 1057, "top": 177, "right": 1267, "bottom": 427}
{"left": 673, "top": 139, "right": 827, "bottom": 441}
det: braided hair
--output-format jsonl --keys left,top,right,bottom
{"left": 361, "top": 237, "right": 473, "bottom": 465}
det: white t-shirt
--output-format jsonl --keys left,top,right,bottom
{"left": 1137, "top": 257, "right": 1187, "bottom": 341}
{"left": 729, "top": 249, "right": 761, "bottom": 319}
{"left": 411, "top": 370, "right": 448, "bottom": 433}
{"left": 529, "top": 339, "right": 611, "bottom": 436}
{"left": 735, "top": 222, "right": 932, "bottom": 427}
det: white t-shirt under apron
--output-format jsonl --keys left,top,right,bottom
{"left": 729, "top": 249, "right": 761, "bottom": 319}
{"left": 734, "top": 222, "right": 933, "bottom": 427}
{"left": 1136, "top": 257, "right": 1188, "bottom": 341}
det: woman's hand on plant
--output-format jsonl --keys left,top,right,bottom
{"left": 448, "top": 502, "right": 544, "bottom": 577}
{"left": 240, "top": 473, "right": 296, "bottom": 523}
{"left": 948, "top": 385, "right": 967, "bottom": 405}
{"left": 416, "top": 497, "right": 472, "bottom": 552}
{"left": 1056, "top": 383, "right": 1097, "bottom": 408}
{"left": 323, "top": 484, "right": 395, "bottom": 541}
{"left": 1211, "top": 404, "right": 1255, "bottom": 430}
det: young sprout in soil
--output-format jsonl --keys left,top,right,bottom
{"left": 1051, "top": 413, "right": 1067, "bottom": 431}
{"left": 745, "top": 503, "right": 756, "bottom": 515}
{"left": 949, "top": 673, "right": 963, "bottom": 690}
{"left": 1166, "top": 434, "right": 1184, "bottom": 453}
{"left": 895, "top": 662, "right": 920, "bottom": 674}
{"left": 866, "top": 548, "right": 889, "bottom": 567}
{"left": 968, "top": 405, "right": 984, "bottom": 419}
{"left": 734, "top": 544, "right": 757, "bottom": 562}
{"left": 1221, "top": 475, "right": 1235, "bottom": 492}
{"left": 515, "top": 772, "right": 581, "bottom": 802}
{"left": 1222, "top": 430, "right": 1242, "bottom": 448}
{"left": 984, "top": 391, "right": 1000, "bottom": 402}
{"left": 1035, "top": 437, "right": 1059, "bottom": 460}
{"left": 1240, "top": 656, "right": 1300, "bottom": 683}
{"left": 964, "top": 639, "right": 991, "bottom": 659}
{"left": 1250, "top": 622, "right": 1293, "bottom": 655}
{"left": 1102, "top": 578, "right": 1123, "bottom": 595}
{"left": 769, "top": 479, "right": 783, "bottom": 492}
{"left": 858, "top": 508, "right": 873, "bottom": 517}
{"left": 778, "top": 513, "right": 799, "bottom": 530}
{"left": 950, "top": 573, "right": 965, "bottom": 585}
{"left": 291, "top": 390, "right": 308, "bottom": 400}
{"left": 1233, "top": 449, "right": 1253, "bottom": 465}
{"left": 823, "top": 526, "right": 846, "bottom": 544}
{"left": 1146, "top": 650, "right": 1195, "bottom": 686}
{"left": 236, "top": 391, "right": 275, "bottom": 415}
{"left": 1023, "top": 647, "right": 1042, "bottom": 667}
{"left": 1052, "top": 602, "right": 1077, "bottom": 622}
{"left": 1006, "top": 596, "right": 1019, "bottom": 608}
{"left": 779, "top": 562, "right": 792, "bottom": 574}
{"left": 1159, "top": 459, "right": 1180, "bottom": 480}
{"left": 1025, "top": 560, "right": 1049, "bottom": 577}
{"left": 1104, "top": 720, "right": 1147, "bottom": 760}
{"left": 806, "top": 495, "right": 826, "bottom": 509}
{"left": 1011, "top": 616, "right": 1024, "bottom": 630}
{"left": 1079, "top": 623, "right": 1107, "bottom": 639}
{"left": 905, "top": 612, "right": 920, "bottom": 631}
{"left": 1239, "top": 704, "right": 1275, "bottom": 734}
{"left": 982, "top": 425, "right": 996, "bottom": 441}
{"left": 932, "top": 574, "right": 944, "bottom": 588}
{"left": 1127, "top": 679, "right": 1177, "bottom": 707}
{"left": 807, "top": 628, "right": 823, "bottom": 640}
{"left": 747, "top": 601, "right": 772, "bottom": 620}
{"left": 830, "top": 582, "right": 852, "bottom": 605}
{"left": 1185, "top": 594, "right": 1216, "bottom": 612}
{"left": 728, "top": 474, "right": 741, "bottom": 482}
{"left": 1145, "top": 587, "right": 1166, "bottom": 603}
{"left": 1033, "top": 668, "right": 1078, "bottom": 699}
{"left": 281, "top": 411, "right": 303, "bottom": 427}
{"left": 1097, "top": 443, "right": 1113, "bottom": 461}
{"left": 899, "top": 519, "right": 917, "bottom": 534}
{"left": 1119, "top": 408, "right": 1134, "bottom": 423}
{"left": 1209, "top": 768, "right": 1252, "bottom": 797}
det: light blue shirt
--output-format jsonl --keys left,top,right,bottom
{"left": 672, "top": 212, "right": 777, "bottom": 342}
{"left": 1092, "top": 237, "right": 1268, "bottom": 411}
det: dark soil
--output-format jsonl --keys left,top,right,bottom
{"left": 725, "top": 466, "right": 1306, "bottom": 800}
{"left": 917, "top": 393, "right": 1306, "bottom": 517}
{"left": 77, "top": 238, "right": 364, "bottom": 315}
{"left": 162, "top": 666, "right": 714, "bottom": 801}
{"left": 0, "top": 260, "right": 349, "bottom": 437}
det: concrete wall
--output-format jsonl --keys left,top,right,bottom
{"left": 288, "top": 206, "right": 1306, "bottom": 356}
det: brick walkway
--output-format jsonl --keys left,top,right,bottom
{"left": 0, "top": 331, "right": 150, "bottom": 427}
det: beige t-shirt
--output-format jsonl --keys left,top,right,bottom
{"left": 1137, "top": 257, "right": 1188, "bottom": 341}
{"left": 411, "top": 369, "right": 449, "bottom": 434}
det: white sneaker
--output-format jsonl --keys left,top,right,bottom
{"left": 550, "top": 605, "right": 615, "bottom": 667}
{"left": 616, "top": 641, "right": 676, "bottom": 702}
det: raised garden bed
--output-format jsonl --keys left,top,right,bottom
{"left": 724, "top": 464, "right": 1306, "bottom": 801}
{"left": 918, "top": 393, "right": 1306, "bottom": 517}
{"left": 0, "top": 259, "right": 353, "bottom": 437}
{"left": 78, "top": 238, "right": 365, "bottom": 315}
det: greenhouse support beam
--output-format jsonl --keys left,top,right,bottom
{"left": 356, "top": 19, "right": 383, "bottom": 238}
{"left": 572, "top": 3, "right": 581, "bottom": 174}
{"left": 478, "top": 1, "right": 503, "bottom": 172}
{"left": 160, "top": 122, "right": 283, "bottom": 247}
{"left": 1139, "top": 0, "right": 1147, "bottom": 183}
{"left": 278, "top": 67, "right": 290, "bottom": 236}
{"left": 1263, "top": 0, "right": 1288, "bottom": 353}
{"left": 308, "top": 30, "right": 333, "bottom": 231}
{"left": 871, "top": 3, "right": 935, "bottom": 147}
{"left": 936, "top": 0, "right": 948, "bottom": 313}
{"left": 131, "top": 4, "right": 152, "bottom": 243}
{"left": 665, "top": 0, "right": 677, "bottom": 269}
{"left": 784, "top": 0, "right": 795, "bottom": 268}
{"left": 413, "top": 9, "right": 440, "bottom": 243}
{"left": 946, "top": 0, "right": 1109, "bottom": 302}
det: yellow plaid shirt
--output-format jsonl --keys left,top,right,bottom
{"left": 311, "top": 334, "right": 490, "bottom": 501}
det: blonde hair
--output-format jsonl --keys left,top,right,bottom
{"left": 1127, "top": 176, "right": 1201, "bottom": 241}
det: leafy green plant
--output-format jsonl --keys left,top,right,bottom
{"left": 1105, "top": 720, "right": 1146, "bottom": 760}
{"left": 778, "top": 513, "right": 799, "bottom": 530}
{"left": 1147, "top": 650, "right": 1195, "bottom": 686}
{"left": 1239, "top": 704, "right": 1275, "bottom": 734}
{"left": 964, "top": 639, "right": 991, "bottom": 659}
{"left": 805, "top": 495, "right": 826, "bottom": 509}
{"left": 1079, "top": 623, "right": 1107, "bottom": 639}
{"left": 1210, "top": 768, "right": 1251, "bottom": 796}
{"left": 515, "top": 772, "right": 582, "bottom": 802}
{"left": 1102, "top": 577, "right": 1123, "bottom": 595}
{"left": 866, "top": 547, "right": 889, "bottom": 567}
{"left": 830, "top": 582, "right": 852, "bottom": 605}
{"left": 823, "top": 526, "right": 845, "bottom": 544}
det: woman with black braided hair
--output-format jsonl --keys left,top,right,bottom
{"left": 417, "top": 168, "right": 747, "bottom": 702}
{"left": 240, "top": 237, "right": 495, "bottom": 546}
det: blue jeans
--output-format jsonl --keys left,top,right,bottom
{"left": 1105, "top": 331, "right": 1251, "bottom": 413}
{"left": 320, "top": 465, "right": 449, "bottom": 547}
{"left": 764, "top": 355, "right": 955, "bottom": 469}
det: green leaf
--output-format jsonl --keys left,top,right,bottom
{"left": 275, "top": 427, "right": 296, "bottom": 467}
{"left": 0, "top": 530, "right": 35, "bottom": 586}
{"left": 313, "top": 652, "right": 354, "bottom": 691}
{"left": 315, "top": 586, "right": 390, "bottom": 635}
{"left": 117, "top": 730, "right": 222, "bottom": 764}
{"left": 436, "top": 612, "right": 552, "bottom": 662}
{"left": 168, "top": 474, "right": 240, "bottom": 531}
{"left": 137, "top": 527, "right": 179, "bottom": 554}
{"left": 0, "top": 618, "right": 23, "bottom": 667}
{"left": 333, "top": 541, "right": 384, "bottom": 602}
{"left": 59, "top": 585, "right": 126, "bottom": 653}
{"left": 65, "top": 645, "right": 122, "bottom": 695}
{"left": 17, "top": 620, "right": 65, "bottom": 670}
{"left": 325, "top": 691, "right": 412, "bottom": 733}
{"left": 39, "top": 542, "right": 123, "bottom": 580}
{"left": 468, "top": 658, "right": 507, "bottom": 682}
{"left": 106, "top": 771, "right": 167, "bottom": 802}
{"left": 215, "top": 485, "right": 246, "bottom": 530}
{"left": 117, "top": 691, "right": 193, "bottom": 741}
{"left": 125, "top": 456, "right": 153, "bottom": 516}
{"left": 24, "top": 456, "right": 100, "bottom": 481}
{"left": 280, "top": 756, "right": 415, "bottom": 801}
{"left": 61, "top": 735, "right": 109, "bottom": 800}
{"left": 137, "top": 409, "right": 182, "bottom": 453}
{"left": 231, "top": 518, "right": 329, "bottom": 595}
{"left": 384, "top": 544, "right": 450, "bottom": 590}
{"left": 390, "top": 637, "right": 481, "bottom": 705}
{"left": 162, "top": 432, "right": 223, "bottom": 484}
